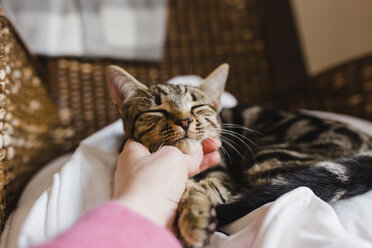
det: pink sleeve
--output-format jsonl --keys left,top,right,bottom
{"left": 34, "top": 201, "right": 182, "bottom": 248}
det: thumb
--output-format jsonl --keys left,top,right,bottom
{"left": 184, "top": 145, "right": 204, "bottom": 177}
{"left": 122, "top": 139, "right": 151, "bottom": 160}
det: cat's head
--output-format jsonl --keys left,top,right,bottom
{"left": 106, "top": 64, "right": 229, "bottom": 154}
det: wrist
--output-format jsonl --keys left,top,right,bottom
{"left": 115, "top": 196, "right": 167, "bottom": 228}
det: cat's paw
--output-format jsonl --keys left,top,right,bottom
{"left": 177, "top": 191, "right": 217, "bottom": 247}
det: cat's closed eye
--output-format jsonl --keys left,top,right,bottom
{"left": 145, "top": 109, "right": 170, "bottom": 117}
{"left": 191, "top": 104, "right": 215, "bottom": 115}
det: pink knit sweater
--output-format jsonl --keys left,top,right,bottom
{"left": 35, "top": 202, "right": 182, "bottom": 248}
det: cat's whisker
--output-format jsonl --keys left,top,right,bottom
{"left": 220, "top": 130, "right": 256, "bottom": 161}
{"left": 220, "top": 128, "right": 258, "bottom": 148}
{"left": 220, "top": 136, "right": 238, "bottom": 149}
{"left": 221, "top": 124, "right": 264, "bottom": 136}
{"left": 221, "top": 124, "right": 267, "bottom": 152}
{"left": 220, "top": 132, "right": 257, "bottom": 158}
{"left": 155, "top": 142, "right": 165, "bottom": 152}
{"left": 158, "top": 141, "right": 166, "bottom": 151}
{"left": 219, "top": 144, "right": 232, "bottom": 167}
{"left": 220, "top": 136, "right": 248, "bottom": 160}
{"left": 220, "top": 136, "right": 245, "bottom": 159}
{"left": 153, "top": 138, "right": 165, "bottom": 153}
{"left": 220, "top": 134, "right": 242, "bottom": 150}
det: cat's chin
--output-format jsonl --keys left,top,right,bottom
{"left": 174, "top": 138, "right": 201, "bottom": 154}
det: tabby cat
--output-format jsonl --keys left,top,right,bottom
{"left": 106, "top": 64, "right": 372, "bottom": 247}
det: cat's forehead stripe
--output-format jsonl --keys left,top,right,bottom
{"left": 174, "top": 85, "right": 183, "bottom": 94}
{"left": 149, "top": 84, "right": 205, "bottom": 105}
{"left": 191, "top": 92, "right": 198, "bottom": 101}
{"left": 155, "top": 85, "right": 169, "bottom": 95}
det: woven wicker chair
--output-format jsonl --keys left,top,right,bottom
{"left": 1, "top": 0, "right": 372, "bottom": 233}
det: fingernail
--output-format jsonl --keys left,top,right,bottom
{"left": 209, "top": 138, "right": 221, "bottom": 147}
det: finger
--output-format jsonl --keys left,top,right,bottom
{"left": 153, "top": 145, "right": 185, "bottom": 159}
{"left": 202, "top": 138, "right": 221, "bottom": 154}
{"left": 187, "top": 150, "right": 221, "bottom": 177}
{"left": 122, "top": 139, "right": 151, "bottom": 159}
{"left": 184, "top": 147, "right": 204, "bottom": 176}
{"left": 199, "top": 151, "right": 221, "bottom": 173}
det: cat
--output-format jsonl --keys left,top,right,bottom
{"left": 106, "top": 64, "right": 372, "bottom": 247}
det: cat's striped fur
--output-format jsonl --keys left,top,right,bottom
{"left": 107, "top": 64, "right": 372, "bottom": 247}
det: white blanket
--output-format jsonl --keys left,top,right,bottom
{"left": 1, "top": 111, "right": 372, "bottom": 248}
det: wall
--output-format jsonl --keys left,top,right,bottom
{"left": 291, "top": 0, "right": 372, "bottom": 76}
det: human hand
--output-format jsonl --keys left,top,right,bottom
{"left": 112, "top": 138, "right": 221, "bottom": 229}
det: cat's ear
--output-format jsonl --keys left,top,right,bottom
{"left": 199, "top": 63, "right": 229, "bottom": 110}
{"left": 106, "top": 65, "right": 148, "bottom": 106}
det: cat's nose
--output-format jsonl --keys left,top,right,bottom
{"left": 175, "top": 118, "right": 193, "bottom": 130}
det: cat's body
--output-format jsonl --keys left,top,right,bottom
{"left": 214, "top": 105, "right": 372, "bottom": 225}
{"left": 106, "top": 64, "right": 372, "bottom": 247}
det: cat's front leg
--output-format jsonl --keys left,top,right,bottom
{"left": 177, "top": 180, "right": 217, "bottom": 247}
